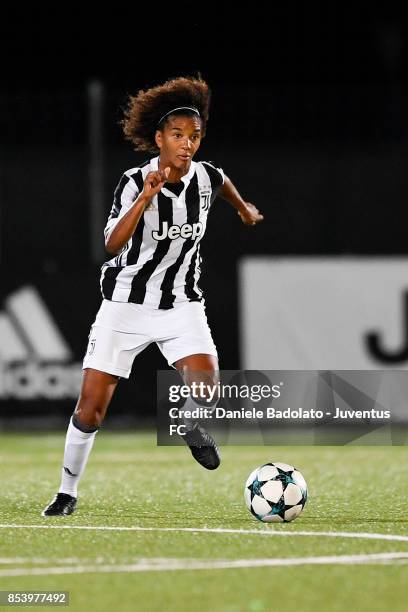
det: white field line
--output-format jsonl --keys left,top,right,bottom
{"left": 1, "top": 524, "right": 408, "bottom": 543}
{"left": 0, "top": 556, "right": 177, "bottom": 565}
{"left": 1, "top": 553, "right": 408, "bottom": 577}
{"left": 0, "top": 557, "right": 105, "bottom": 565}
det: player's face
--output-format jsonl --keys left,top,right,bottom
{"left": 155, "top": 115, "right": 202, "bottom": 171}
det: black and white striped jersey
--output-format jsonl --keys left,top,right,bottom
{"left": 100, "top": 155, "right": 225, "bottom": 309}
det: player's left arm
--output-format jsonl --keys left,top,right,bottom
{"left": 218, "top": 175, "right": 264, "bottom": 226}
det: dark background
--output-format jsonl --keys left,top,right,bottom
{"left": 1, "top": 8, "right": 407, "bottom": 424}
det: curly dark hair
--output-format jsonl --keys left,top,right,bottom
{"left": 121, "top": 75, "right": 211, "bottom": 153}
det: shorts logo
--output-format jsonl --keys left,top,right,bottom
{"left": 152, "top": 221, "right": 204, "bottom": 241}
{"left": 88, "top": 339, "right": 96, "bottom": 355}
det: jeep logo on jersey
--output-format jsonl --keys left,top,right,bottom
{"left": 152, "top": 221, "right": 204, "bottom": 241}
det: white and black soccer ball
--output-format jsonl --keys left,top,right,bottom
{"left": 244, "top": 462, "right": 308, "bottom": 523}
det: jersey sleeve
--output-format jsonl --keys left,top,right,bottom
{"left": 104, "top": 173, "right": 140, "bottom": 242}
{"left": 202, "top": 161, "right": 225, "bottom": 190}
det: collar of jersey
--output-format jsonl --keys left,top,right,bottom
{"left": 150, "top": 155, "right": 196, "bottom": 186}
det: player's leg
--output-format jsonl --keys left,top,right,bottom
{"left": 174, "top": 353, "right": 219, "bottom": 415}
{"left": 173, "top": 353, "right": 221, "bottom": 470}
{"left": 42, "top": 368, "right": 119, "bottom": 516}
{"left": 156, "top": 301, "right": 220, "bottom": 469}
{"left": 59, "top": 368, "right": 119, "bottom": 494}
{"left": 42, "top": 300, "right": 152, "bottom": 516}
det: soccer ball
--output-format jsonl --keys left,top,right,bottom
{"left": 244, "top": 462, "right": 308, "bottom": 523}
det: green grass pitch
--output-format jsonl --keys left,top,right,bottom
{"left": 0, "top": 432, "right": 407, "bottom": 611}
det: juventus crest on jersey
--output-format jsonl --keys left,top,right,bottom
{"left": 100, "top": 156, "right": 225, "bottom": 310}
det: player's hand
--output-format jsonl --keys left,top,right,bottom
{"left": 142, "top": 168, "right": 170, "bottom": 200}
{"left": 238, "top": 202, "right": 264, "bottom": 226}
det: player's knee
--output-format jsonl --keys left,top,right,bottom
{"left": 75, "top": 393, "right": 107, "bottom": 428}
{"left": 71, "top": 410, "right": 100, "bottom": 433}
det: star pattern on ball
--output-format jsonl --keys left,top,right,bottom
{"left": 244, "top": 462, "right": 308, "bottom": 523}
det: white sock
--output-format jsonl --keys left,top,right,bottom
{"left": 179, "top": 394, "right": 217, "bottom": 432}
{"left": 58, "top": 417, "right": 98, "bottom": 498}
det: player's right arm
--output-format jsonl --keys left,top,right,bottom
{"left": 105, "top": 167, "right": 170, "bottom": 255}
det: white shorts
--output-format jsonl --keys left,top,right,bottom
{"left": 82, "top": 299, "right": 218, "bottom": 378}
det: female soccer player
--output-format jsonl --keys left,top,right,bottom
{"left": 43, "top": 76, "right": 264, "bottom": 516}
